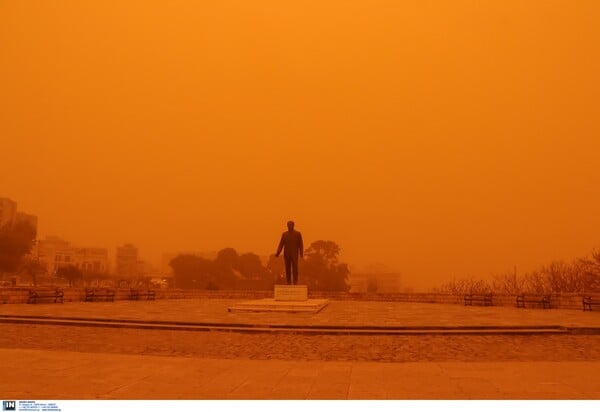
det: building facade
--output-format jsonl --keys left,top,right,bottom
{"left": 0, "top": 198, "right": 38, "bottom": 233}
{"left": 348, "top": 272, "right": 402, "bottom": 293}
{"left": 0, "top": 198, "right": 18, "bottom": 228}
{"left": 116, "top": 244, "right": 139, "bottom": 277}
{"left": 36, "top": 236, "right": 109, "bottom": 276}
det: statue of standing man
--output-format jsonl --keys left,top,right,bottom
{"left": 275, "top": 221, "right": 304, "bottom": 285}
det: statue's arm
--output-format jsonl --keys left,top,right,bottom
{"left": 299, "top": 232, "right": 304, "bottom": 258}
{"left": 275, "top": 234, "right": 284, "bottom": 257}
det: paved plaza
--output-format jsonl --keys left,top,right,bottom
{"left": 3, "top": 298, "right": 600, "bottom": 328}
{"left": 1, "top": 298, "right": 600, "bottom": 399}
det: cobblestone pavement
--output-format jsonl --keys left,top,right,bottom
{"left": 1, "top": 324, "right": 600, "bottom": 362}
{"left": 3, "top": 299, "right": 600, "bottom": 362}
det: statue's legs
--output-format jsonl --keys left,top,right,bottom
{"left": 284, "top": 256, "right": 299, "bottom": 285}
{"left": 284, "top": 256, "right": 292, "bottom": 284}
{"left": 291, "top": 258, "right": 299, "bottom": 285}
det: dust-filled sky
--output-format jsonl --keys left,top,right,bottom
{"left": 2, "top": 1, "right": 599, "bottom": 289}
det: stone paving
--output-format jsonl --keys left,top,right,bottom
{"left": 2, "top": 348, "right": 599, "bottom": 399}
{"left": 1, "top": 299, "right": 600, "bottom": 399}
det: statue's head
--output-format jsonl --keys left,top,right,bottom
{"left": 287, "top": 221, "right": 295, "bottom": 231}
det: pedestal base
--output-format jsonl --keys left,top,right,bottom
{"left": 227, "top": 298, "right": 329, "bottom": 313}
{"left": 228, "top": 284, "right": 327, "bottom": 313}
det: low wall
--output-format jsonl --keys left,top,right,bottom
{"left": 0, "top": 288, "right": 276, "bottom": 304}
{"left": 0, "top": 287, "right": 593, "bottom": 310}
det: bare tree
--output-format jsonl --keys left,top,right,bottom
{"left": 491, "top": 271, "right": 524, "bottom": 294}
{"left": 436, "top": 277, "right": 492, "bottom": 294}
{"left": 522, "top": 269, "right": 547, "bottom": 294}
{"left": 579, "top": 250, "right": 600, "bottom": 292}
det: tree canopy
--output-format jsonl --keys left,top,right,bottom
{"left": 0, "top": 220, "right": 37, "bottom": 273}
{"left": 169, "top": 241, "right": 351, "bottom": 291}
{"left": 56, "top": 265, "right": 83, "bottom": 287}
{"left": 302, "top": 240, "right": 350, "bottom": 292}
{"left": 169, "top": 254, "right": 218, "bottom": 289}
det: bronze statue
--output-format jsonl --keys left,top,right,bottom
{"left": 275, "top": 221, "right": 304, "bottom": 285}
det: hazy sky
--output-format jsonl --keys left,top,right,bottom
{"left": 2, "top": 1, "right": 599, "bottom": 289}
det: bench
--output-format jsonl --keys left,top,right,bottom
{"left": 28, "top": 288, "right": 64, "bottom": 304}
{"left": 516, "top": 294, "right": 550, "bottom": 309}
{"left": 85, "top": 288, "right": 115, "bottom": 302}
{"left": 129, "top": 289, "right": 156, "bottom": 300}
{"left": 464, "top": 293, "right": 493, "bottom": 306}
{"left": 169, "top": 289, "right": 185, "bottom": 299}
{"left": 583, "top": 296, "right": 600, "bottom": 311}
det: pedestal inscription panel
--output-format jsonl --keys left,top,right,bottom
{"left": 274, "top": 285, "right": 308, "bottom": 301}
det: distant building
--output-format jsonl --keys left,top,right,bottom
{"left": 15, "top": 212, "right": 38, "bottom": 232}
{"left": 36, "top": 236, "right": 70, "bottom": 274}
{"left": 349, "top": 272, "right": 402, "bottom": 293}
{"left": 1, "top": 198, "right": 39, "bottom": 279}
{"left": 0, "top": 198, "right": 37, "bottom": 233}
{"left": 0, "top": 198, "right": 17, "bottom": 228}
{"left": 72, "top": 247, "right": 109, "bottom": 273}
{"left": 36, "top": 236, "right": 109, "bottom": 275}
{"left": 116, "top": 244, "right": 139, "bottom": 277}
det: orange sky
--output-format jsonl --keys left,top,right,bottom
{"left": 1, "top": 1, "right": 599, "bottom": 289}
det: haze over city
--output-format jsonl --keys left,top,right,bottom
{"left": 2, "top": 1, "right": 599, "bottom": 290}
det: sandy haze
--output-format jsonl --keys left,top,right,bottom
{"left": 1, "top": 1, "right": 599, "bottom": 289}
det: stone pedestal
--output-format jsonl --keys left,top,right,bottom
{"left": 228, "top": 284, "right": 328, "bottom": 313}
{"left": 227, "top": 298, "right": 328, "bottom": 313}
{"left": 227, "top": 285, "right": 329, "bottom": 313}
{"left": 274, "top": 285, "right": 308, "bottom": 301}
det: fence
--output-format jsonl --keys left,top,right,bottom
{"left": 0, "top": 287, "right": 595, "bottom": 310}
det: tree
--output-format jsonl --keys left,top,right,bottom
{"left": 305, "top": 240, "right": 341, "bottom": 264}
{"left": 56, "top": 265, "right": 83, "bottom": 287}
{"left": 18, "top": 257, "right": 47, "bottom": 287}
{"left": 366, "top": 276, "right": 379, "bottom": 293}
{"left": 434, "top": 278, "right": 492, "bottom": 294}
{"left": 169, "top": 254, "right": 215, "bottom": 289}
{"left": 238, "top": 252, "right": 266, "bottom": 279}
{"left": 266, "top": 254, "right": 286, "bottom": 284}
{"left": 83, "top": 270, "right": 112, "bottom": 287}
{"left": 521, "top": 260, "right": 585, "bottom": 294}
{"left": 303, "top": 240, "right": 350, "bottom": 292}
{"left": 214, "top": 248, "right": 239, "bottom": 288}
{"left": 0, "top": 220, "right": 37, "bottom": 274}
{"left": 491, "top": 271, "right": 524, "bottom": 294}
{"left": 215, "top": 248, "right": 239, "bottom": 271}
{"left": 579, "top": 250, "right": 600, "bottom": 292}
{"left": 433, "top": 246, "right": 600, "bottom": 295}
{"left": 541, "top": 261, "right": 582, "bottom": 293}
